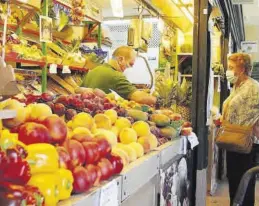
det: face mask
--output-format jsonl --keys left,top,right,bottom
{"left": 226, "top": 70, "right": 238, "bottom": 84}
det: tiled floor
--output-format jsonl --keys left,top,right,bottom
{"left": 206, "top": 180, "right": 259, "bottom": 206}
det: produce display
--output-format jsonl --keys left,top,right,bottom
{"left": 0, "top": 86, "right": 193, "bottom": 205}
{"left": 0, "top": 1, "right": 196, "bottom": 205}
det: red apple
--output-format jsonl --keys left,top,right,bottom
{"left": 71, "top": 133, "right": 93, "bottom": 143}
{"left": 81, "top": 92, "right": 95, "bottom": 100}
{"left": 94, "top": 165, "right": 102, "bottom": 186}
{"left": 85, "top": 164, "right": 98, "bottom": 185}
{"left": 181, "top": 127, "right": 193, "bottom": 136}
{"left": 170, "top": 113, "right": 182, "bottom": 121}
{"left": 53, "top": 103, "right": 66, "bottom": 116}
{"left": 55, "top": 95, "right": 69, "bottom": 106}
{"left": 65, "top": 109, "right": 77, "bottom": 121}
{"left": 182, "top": 121, "right": 192, "bottom": 128}
{"left": 41, "top": 93, "right": 55, "bottom": 102}
{"left": 56, "top": 146, "right": 71, "bottom": 169}
{"left": 41, "top": 116, "right": 67, "bottom": 145}
{"left": 97, "top": 158, "right": 114, "bottom": 181}
{"left": 82, "top": 142, "right": 100, "bottom": 164}
{"left": 18, "top": 122, "right": 51, "bottom": 145}
{"left": 108, "top": 155, "right": 124, "bottom": 175}
{"left": 63, "top": 139, "right": 86, "bottom": 168}
{"left": 94, "top": 137, "right": 111, "bottom": 158}
{"left": 72, "top": 166, "right": 92, "bottom": 193}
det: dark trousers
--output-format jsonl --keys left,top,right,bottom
{"left": 227, "top": 149, "right": 256, "bottom": 206}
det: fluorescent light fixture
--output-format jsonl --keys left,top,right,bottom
{"left": 181, "top": 7, "right": 194, "bottom": 23}
{"left": 181, "top": 0, "right": 192, "bottom": 4}
{"left": 110, "top": 0, "right": 124, "bottom": 18}
{"left": 103, "top": 19, "right": 130, "bottom": 25}
{"left": 158, "top": 18, "right": 165, "bottom": 33}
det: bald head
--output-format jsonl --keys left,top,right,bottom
{"left": 112, "top": 46, "right": 136, "bottom": 72}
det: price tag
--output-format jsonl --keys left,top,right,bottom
{"left": 100, "top": 180, "right": 118, "bottom": 206}
{"left": 49, "top": 64, "right": 57, "bottom": 74}
{"left": 62, "top": 65, "right": 71, "bottom": 74}
{"left": 187, "top": 132, "right": 199, "bottom": 149}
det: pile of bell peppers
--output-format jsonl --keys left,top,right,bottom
{"left": 0, "top": 130, "right": 74, "bottom": 206}
{"left": 26, "top": 143, "right": 74, "bottom": 206}
{"left": 0, "top": 131, "right": 45, "bottom": 206}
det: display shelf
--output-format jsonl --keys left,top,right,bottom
{"left": 121, "top": 150, "right": 160, "bottom": 201}
{"left": 84, "top": 38, "right": 113, "bottom": 47}
{"left": 58, "top": 176, "right": 122, "bottom": 206}
{"left": 58, "top": 138, "right": 184, "bottom": 206}
{"left": 155, "top": 138, "right": 182, "bottom": 167}
{"left": 5, "top": 53, "right": 89, "bottom": 72}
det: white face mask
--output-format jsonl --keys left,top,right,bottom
{"left": 226, "top": 70, "right": 238, "bottom": 84}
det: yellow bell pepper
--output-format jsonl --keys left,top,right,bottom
{"left": 0, "top": 129, "right": 25, "bottom": 150}
{"left": 56, "top": 169, "right": 74, "bottom": 201}
{"left": 28, "top": 173, "right": 59, "bottom": 206}
{"left": 26, "top": 143, "right": 59, "bottom": 174}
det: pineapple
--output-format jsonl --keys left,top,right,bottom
{"left": 176, "top": 78, "right": 192, "bottom": 121}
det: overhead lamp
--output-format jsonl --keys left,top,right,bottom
{"left": 110, "top": 0, "right": 124, "bottom": 18}
{"left": 158, "top": 17, "right": 165, "bottom": 33}
{"left": 181, "top": 0, "right": 192, "bottom": 4}
{"left": 180, "top": 7, "right": 194, "bottom": 23}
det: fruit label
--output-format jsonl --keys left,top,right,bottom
{"left": 100, "top": 180, "right": 118, "bottom": 206}
{"left": 62, "top": 65, "right": 71, "bottom": 74}
{"left": 49, "top": 64, "right": 57, "bottom": 74}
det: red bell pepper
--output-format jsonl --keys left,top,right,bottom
{"left": 2, "top": 160, "right": 31, "bottom": 185}
{"left": 0, "top": 182, "right": 44, "bottom": 206}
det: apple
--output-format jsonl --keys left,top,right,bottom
{"left": 63, "top": 139, "right": 86, "bottom": 168}
{"left": 81, "top": 92, "right": 95, "bottom": 100}
{"left": 56, "top": 146, "right": 71, "bottom": 169}
{"left": 41, "top": 116, "right": 67, "bottom": 145}
{"left": 93, "top": 88, "right": 106, "bottom": 98}
{"left": 181, "top": 127, "right": 193, "bottom": 136}
{"left": 97, "top": 158, "right": 114, "bottom": 181}
{"left": 104, "top": 103, "right": 113, "bottom": 110}
{"left": 94, "top": 138, "right": 111, "bottom": 158}
{"left": 41, "top": 92, "right": 55, "bottom": 102}
{"left": 71, "top": 133, "right": 93, "bottom": 143}
{"left": 72, "top": 166, "right": 93, "bottom": 193}
{"left": 108, "top": 155, "right": 124, "bottom": 175}
{"left": 82, "top": 142, "right": 100, "bottom": 164}
{"left": 55, "top": 95, "right": 69, "bottom": 106}
{"left": 45, "top": 102, "right": 54, "bottom": 111}
{"left": 85, "top": 164, "right": 98, "bottom": 185}
{"left": 94, "top": 165, "right": 102, "bottom": 186}
{"left": 65, "top": 109, "right": 77, "bottom": 121}
{"left": 53, "top": 103, "right": 66, "bottom": 116}
{"left": 18, "top": 122, "right": 51, "bottom": 145}
{"left": 182, "top": 121, "right": 192, "bottom": 128}
{"left": 169, "top": 113, "right": 182, "bottom": 121}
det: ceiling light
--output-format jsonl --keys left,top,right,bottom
{"left": 181, "top": 7, "right": 194, "bottom": 23}
{"left": 158, "top": 18, "right": 165, "bottom": 32}
{"left": 110, "top": 0, "right": 124, "bottom": 18}
{"left": 181, "top": 0, "right": 192, "bottom": 4}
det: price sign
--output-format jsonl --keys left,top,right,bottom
{"left": 62, "top": 65, "right": 71, "bottom": 74}
{"left": 49, "top": 64, "right": 57, "bottom": 74}
{"left": 100, "top": 180, "right": 118, "bottom": 206}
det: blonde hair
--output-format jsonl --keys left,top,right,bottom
{"left": 228, "top": 53, "right": 252, "bottom": 75}
{"left": 112, "top": 46, "right": 136, "bottom": 61}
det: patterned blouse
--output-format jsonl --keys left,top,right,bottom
{"left": 222, "top": 77, "right": 259, "bottom": 126}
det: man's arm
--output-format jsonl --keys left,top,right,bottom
{"left": 129, "top": 90, "right": 156, "bottom": 106}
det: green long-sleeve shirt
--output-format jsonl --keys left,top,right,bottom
{"left": 81, "top": 64, "right": 136, "bottom": 99}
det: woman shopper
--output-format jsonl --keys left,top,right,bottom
{"left": 221, "top": 53, "right": 259, "bottom": 206}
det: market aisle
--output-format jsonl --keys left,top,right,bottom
{"left": 206, "top": 180, "right": 259, "bottom": 206}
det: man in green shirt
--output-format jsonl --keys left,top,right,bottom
{"left": 81, "top": 46, "right": 156, "bottom": 106}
